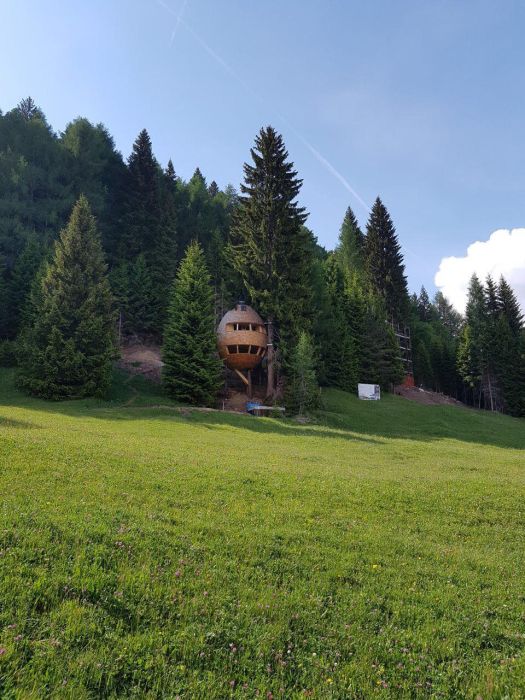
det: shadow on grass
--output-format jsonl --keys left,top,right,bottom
{"left": 0, "top": 416, "right": 39, "bottom": 430}
{"left": 1, "top": 369, "right": 524, "bottom": 450}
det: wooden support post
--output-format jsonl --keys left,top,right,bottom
{"left": 266, "top": 317, "right": 274, "bottom": 398}
{"left": 234, "top": 369, "right": 249, "bottom": 387}
{"left": 247, "top": 370, "right": 252, "bottom": 399}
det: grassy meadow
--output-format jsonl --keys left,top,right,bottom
{"left": 1, "top": 368, "right": 525, "bottom": 698}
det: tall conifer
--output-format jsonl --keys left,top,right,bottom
{"left": 162, "top": 242, "right": 223, "bottom": 405}
{"left": 337, "top": 206, "right": 365, "bottom": 276}
{"left": 364, "top": 197, "right": 409, "bottom": 322}
{"left": 230, "top": 126, "right": 310, "bottom": 396}
{"left": 285, "top": 331, "right": 320, "bottom": 415}
{"left": 323, "top": 255, "right": 358, "bottom": 390}
{"left": 18, "top": 196, "right": 115, "bottom": 399}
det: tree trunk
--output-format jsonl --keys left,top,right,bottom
{"left": 266, "top": 317, "right": 274, "bottom": 398}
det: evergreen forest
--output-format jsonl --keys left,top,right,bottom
{"left": 0, "top": 98, "right": 524, "bottom": 416}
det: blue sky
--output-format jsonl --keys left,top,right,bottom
{"left": 2, "top": 0, "right": 525, "bottom": 302}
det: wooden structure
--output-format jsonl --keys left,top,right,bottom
{"left": 217, "top": 302, "right": 267, "bottom": 395}
{"left": 391, "top": 321, "right": 413, "bottom": 380}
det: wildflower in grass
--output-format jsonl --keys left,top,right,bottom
{"left": 0, "top": 648, "right": 6, "bottom": 655}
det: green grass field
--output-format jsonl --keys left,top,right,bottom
{"left": 1, "top": 368, "right": 525, "bottom": 699}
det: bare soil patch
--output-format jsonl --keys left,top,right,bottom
{"left": 395, "top": 385, "right": 465, "bottom": 408}
{"left": 118, "top": 343, "right": 163, "bottom": 382}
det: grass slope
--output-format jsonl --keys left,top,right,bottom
{"left": 1, "top": 369, "right": 525, "bottom": 699}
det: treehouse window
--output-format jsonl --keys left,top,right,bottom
{"left": 238, "top": 345, "right": 249, "bottom": 353}
{"left": 249, "top": 346, "right": 258, "bottom": 355}
{"left": 227, "top": 345, "right": 237, "bottom": 354}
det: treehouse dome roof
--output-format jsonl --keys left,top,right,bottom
{"left": 217, "top": 302, "right": 267, "bottom": 371}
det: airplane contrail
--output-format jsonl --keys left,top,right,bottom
{"left": 169, "top": 0, "right": 188, "bottom": 45}
{"left": 154, "top": 0, "right": 371, "bottom": 214}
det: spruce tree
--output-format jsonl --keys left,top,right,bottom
{"left": 208, "top": 180, "right": 219, "bottom": 198}
{"left": 417, "top": 286, "right": 433, "bottom": 322}
{"left": 162, "top": 241, "right": 223, "bottom": 405}
{"left": 497, "top": 276, "right": 524, "bottom": 333}
{"left": 110, "top": 262, "right": 130, "bottom": 340}
{"left": 457, "top": 275, "right": 495, "bottom": 408}
{"left": 152, "top": 162, "right": 179, "bottom": 326}
{"left": 230, "top": 126, "right": 310, "bottom": 396}
{"left": 121, "top": 129, "right": 162, "bottom": 259}
{"left": 6, "top": 235, "right": 43, "bottom": 338}
{"left": 434, "top": 291, "right": 463, "bottom": 338}
{"left": 323, "top": 255, "right": 358, "bottom": 391}
{"left": 496, "top": 276, "right": 525, "bottom": 415}
{"left": 414, "top": 339, "right": 433, "bottom": 388}
{"left": 285, "top": 331, "right": 320, "bottom": 415}
{"left": 0, "top": 258, "right": 8, "bottom": 339}
{"left": 18, "top": 196, "right": 115, "bottom": 399}
{"left": 337, "top": 206, "right": 365, "bottom": 276}
{"left": 364, "top": 197, "right": 409, "bottom": 322}
{"left": 360, "top": 314, "right": 404, "bottom": 388}
{"left": 119, "top": 129, "right": 177, "bottom": 334}
{"left": 127, "top": 255, "right": 155, "bottom": 336}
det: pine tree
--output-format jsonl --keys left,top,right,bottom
{"left": 343, "top": 274, "right": 368, "bottom": 380}
{"left": 0, "top": 257, "right": 8, "bottom": 339}
{"left": 485, "top": 275, "right": 499, "bottom": 315}
{"left": 285, "top": 331, "right": 319, "bottom": 415}
{"left": 110, "top": 262, "right": 130, "bottom": 340}
{"left": 18, "top": 196, "right": 115, "bottom": 399}
{"left": 433, "top": 291, "right": 463, "bottom": 338}
{"left": 165, "top": 159, "right": 177, "bottom": 182}
{"left": 360, "top": 313, "right": 404, "bottom": 388}
{"left": 414, "top": 339, "right": 433, "bottom": 388}
{"left": 162, "top": 241, "right": 223, "bottom": 405}
{"left": 497, "top": 276, "right": 524, "bottom": 334}
{"left": 417, "top": 286, "right": 433, "bottom": 322}
{"left": 127, "top": 254, "right": 155, "bottom": 336}
{"left": 6, "top": 235, "right": 43, "bottom": 338}
{"left": 322, "top": 255, "right": 358, "bottom": 390}
{"left": 457, "top": 275, "right": 496, "bottom": 408}
{"left": 364, "top": 197, "right": 409, "bottom": 322}
{"left": 337, "top": 206, "right": 364, "bottom": 276}
{"left": 208, "top": 180, "right": 219, "bottom": 198}
{"left": 496, "top": 276, "right": 525, "bottom": 415}
{"left": 230, "top": 126, "right": 310, "bottom": 396}
{"left": 151, "top": 162, "right": 179, "bottom": 327}
{"left": 121, "top": 129, "right": 162, "bottom": 259}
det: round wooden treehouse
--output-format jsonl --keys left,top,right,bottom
{"left": 217, "top": 302, "right": 267, "bottom": 395}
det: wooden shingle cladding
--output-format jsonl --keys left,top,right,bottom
{"left": 217, "top": 303, "right": 268, "bottom": 371}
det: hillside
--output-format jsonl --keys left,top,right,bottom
{"left": 1, "top": 368, "right": 525, "bottom": 698}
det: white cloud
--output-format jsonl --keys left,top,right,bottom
{"left": 434, "top": 229, "right": 525, "bottom": 314}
